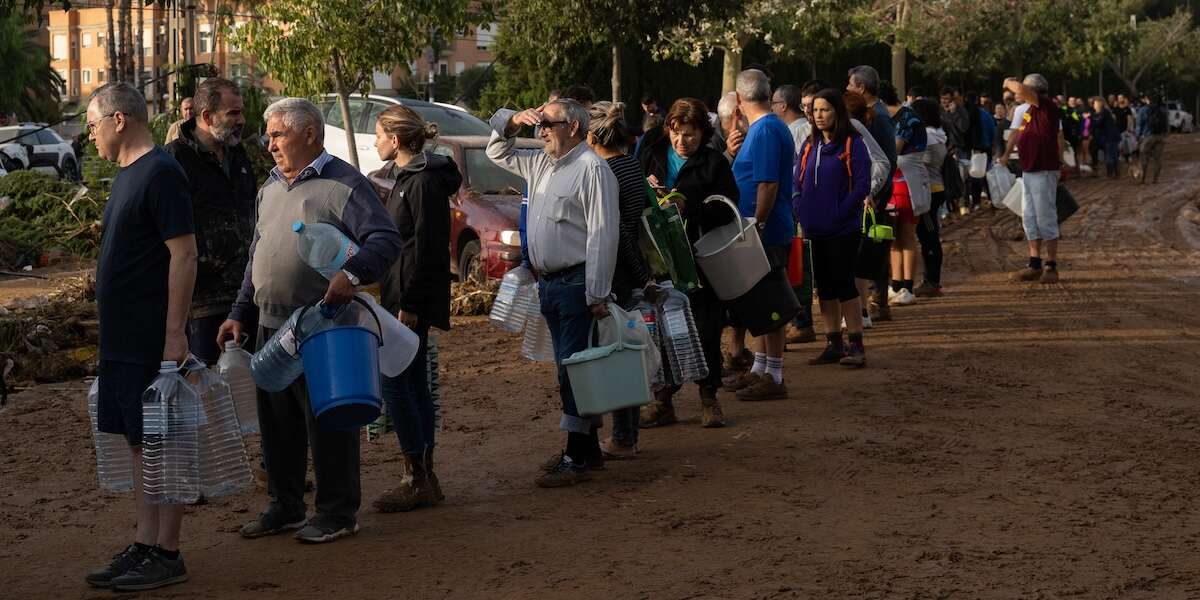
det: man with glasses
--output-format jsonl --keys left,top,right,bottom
{"left": 771, "top": 84, "right": 807, "bottom": 157}
{"left": 486, "top": 99, "right": 619, "bottom": 487}
{"left": 84, "top": 82, "right": 198, "bottom": 591}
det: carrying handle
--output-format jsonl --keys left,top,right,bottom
{"left": 585, "top": 303, "right": 623, "bottom": 351}
{"left": 861, "top": 205, "right": 877, "bottom": 233}
{"left": 701, "top": 194, "right": 749, "bottom": 240}
{"left": 293, "top": 295, "right": 384, "bottom": 347}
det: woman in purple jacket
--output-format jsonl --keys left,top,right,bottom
{"left": 792, "top": 88, "right": 873, "bottom": 367}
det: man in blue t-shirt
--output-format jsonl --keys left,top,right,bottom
{"left": 725, "top": 69, "right": 797, "bottom": 401}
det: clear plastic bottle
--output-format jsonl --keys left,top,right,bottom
{"left": 87, "top": 378, "right": 134, "bottom": 493}
{"left": 141, "top": 361, "right": 202, "bottom": 505}
{"left": 490, "top": 266, "right": 533, "bottom": 333}
{"left": 522, "top": 314, "right": 556, "bottom": 363}
{"left": 631, "top": 288, "right": 668, "bottom": 387}
{"left": 217, "top": 341, "right": 258, "bottom": 434}
{"left": 658, "top": 281, "right": 708, "bottom": 384}
{"left": 293, "top": 221, "right": 359, "bottom": 280}
{"left": 250, "top": 301, "right": 349, "bottom": 392}
{"left": 189, "top": 360, "right": 254, "bottom": 499}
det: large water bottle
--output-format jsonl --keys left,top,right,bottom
{"left": 189, "top": 360, "right": 254, "bottom": 499}
{"left": 490, "top": 266, "right": 533, "bottom": 333}
{"left": 141, "top": 361, "right": 202, "bottom": 505}
{"left": 658, "top": 282, "right": 708, "bottom": 384}
{"left": 521, "top": 284, "right": 555, "bottom": 362}
{"left": 294, "top": 220, "right": 359, "bottom": 280}
{"left": 87, "top": 378, "right": 134, "bottom": 492}
{"left": 217, "top": 341, "right": 258, "bottom": 434}
{"left": 250, "top": 301, "right": 349, "bottom": 392}
{"left": 630, "top": 289, "right": 668, "bottom": 387}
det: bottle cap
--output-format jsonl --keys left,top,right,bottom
{"left": 292, "top": 220, "right": 305, "bottom": 233}
{"left": 224, "top": 340, "right": 239, "bottom": 350}
{"left": 160, "top": 360, "right": 178, "bottom": 372}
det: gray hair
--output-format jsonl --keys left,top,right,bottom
{"left": 848, "top": 65, "right": 880, "bottom": 96}
{"left": 90, "top": 82, "right": 148, "bottom": 123}
{"left": 736, "top": 69, "right": 771, "bottom": 103}
{"left": 716, "top": 91, "right": 738, "bottom": 122}
{"left": 264, "top": 97, "right": 325, "bottom": 143}
{"left": 547, "top": 98, "right": 589, "bottom": 139}
{"left": 1023, "top": 73, "right": 1050, "bottom": 94}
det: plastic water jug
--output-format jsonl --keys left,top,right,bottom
{"left": 141, "top": 361, "right": 202, "bottom": 505}
{"left": 250, "top": 301, "right": 350, "bottom": 392}
{"left": 630, "top": 288, "right": 667, "bottom": 387}
{"left": 217, "top": 341, "right": 258, "bottom": 434}
{"left": 87, "top": 378, "right": 134, "bottom": 492}
{"left": 354, "top": 293, "right": 419, "bottom": 377}
{"left": 490, "top": 266, "right": 533, "bottom": 333}
{"left": 294, "top": 221, "right": 359, "bottom": 280}
{"left": 522, "top": 314, "right": 556, "bottom": 362}
{"left": 186, "top": 358, "right": 253, "bottom": 498}
{"left": 658, "top": 282, "right": 708, "bottom": 384}
{"left": 969, "top": 152, "right": 988, "bottom": 178}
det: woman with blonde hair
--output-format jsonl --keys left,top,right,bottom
{"left": 371, "top": 104, "right": 462, "bottom": 513}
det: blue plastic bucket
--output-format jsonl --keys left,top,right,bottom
{"left": 295, "top": 296, "right": 385, "bottom": 430}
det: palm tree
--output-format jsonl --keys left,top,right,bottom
{"left": 106, "top": 0, "right": 117, "bottom": 77}
{"left": 0, "top": 13, "right": 63, "bottom": 122}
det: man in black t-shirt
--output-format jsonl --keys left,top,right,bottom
{"left": 84, "top": 82, "right": 198, "bottom": 592}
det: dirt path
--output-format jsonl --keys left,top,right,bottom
{"left": 4, "top": 137, "right": 1200, "bottom": 599}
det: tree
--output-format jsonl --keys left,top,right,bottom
{"left": 231, "top": 0, "right": 489, "bottom": 168}
{"left": 0, "top": 12, "right": 62, "bottom": 121}
{"left": 1103, "top": 8, "right": 1200, "bottom": 97}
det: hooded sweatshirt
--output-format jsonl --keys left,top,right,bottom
{"left": 791, "top": 134, "right": 872, "bottom": 239}
{"left": 380, "top": 151, "right": 462, "bottom": 332}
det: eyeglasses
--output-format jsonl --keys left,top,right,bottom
{"left": 87, "top": 113, "right": 116, "bottom": 134}
{"left": 540, "top": 120, "right": 568, "bottom": 129}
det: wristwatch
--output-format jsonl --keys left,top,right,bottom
{"left": 341, "top": 269, "right": 361, "bottom": 286}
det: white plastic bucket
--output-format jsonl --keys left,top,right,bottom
{"left": 969, "top": 152, "right": 988, "bottom": 178}
{"left": 1001, "top": 177, "right": 1024, "bottom": 215}
{"left": 563, "top": 310, "right": 650, "bottom": 417}
{"left": 693, "top": 195, "right": 771, "bottom": 300}
{"left": 356, "top": 293, "right": 419, "bottom": 377}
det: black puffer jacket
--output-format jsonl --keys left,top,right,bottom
{"left": 639, "top": 129, "right": 739, "bottom": 243}
{"left": 379, "top": 151, "right": 462, "bottom": 332}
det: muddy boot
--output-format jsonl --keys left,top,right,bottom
{"left": 808, "top": 333, "right": 846, "bottom": 365}
{"left": 373, "top": 454, "right": 438, "bottom": 513}
{"left": 699, "top": 387, "right": 725, "bottom": 428}
{"left": 424, "top": 446, "right": 444, "bottom": 502}
{"left": 639, "top": 388, "right": 677, "bottom": 428}
{"left": 722, "top": 348, "right": 754, "bottom": 373}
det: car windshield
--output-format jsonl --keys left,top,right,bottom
{"left": 464, "top": 148, "right": 525, "bottom": 195}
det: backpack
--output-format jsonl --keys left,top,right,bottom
{"left": 1149, "top": 106, "right": 1169, "bottom": 135}
{"left": 797, "top": 136, "right": 854, "bottom": 189}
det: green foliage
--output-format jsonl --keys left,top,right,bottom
{"left": 148, "top": 112, "right": 170, "bottom": 146}
{"left": 0, "top": 170, "right": 105, "bottom": 264}
{"left": 455, "top": 65, "right": 495, "bottom": 109}
{"left": 0, "top": 12, "right": 62, "bottom": 121}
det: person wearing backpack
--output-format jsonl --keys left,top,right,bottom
{"left": 1138, "top": 97, "right": 1169, "bottom": 185}
{"left": 792, "top": 88, "right": 872, "bottom": 367}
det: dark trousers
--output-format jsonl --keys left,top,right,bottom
{"left": 538, "top": 265, "right": 601, "bottom": 434}
{"left": 381, "top": 325, "right": 433, "bottom": 458}
{"left": 917, "top": 191, "right": 945, "bottom": 285}
{"left": 256, "top": 326, "right": 361, "bottom": 526}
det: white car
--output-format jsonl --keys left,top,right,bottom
{"left": 1166, "top": 101, "right": 1194, "bottom": 133}
{"left": 0, "top": 124, "right": 79, "bottom": 180}
{"left": 317, "top": 93, "right": 492, "bottom": 174}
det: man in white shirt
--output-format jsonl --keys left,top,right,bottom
{"left": 771, "top": 84, "right": 807, "bottom": 154}
{"left": 487, "top": 99, "right": 619, "bottom": 488}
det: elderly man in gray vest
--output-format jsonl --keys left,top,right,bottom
{"left": 217, "top": 98, "right": 401, "bottom": 543}
{"left": 487, "top": 99, "right": 619, "bottom": 488}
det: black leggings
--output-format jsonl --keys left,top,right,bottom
{"left": 811, "top": 232, "right": 862, "bottom": 302}
{"left": 917, "top": 190, "right": 945, "bottom": 285}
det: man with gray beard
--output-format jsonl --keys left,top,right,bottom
{"left": 166, "top": 77, "right": 258, "bottom": 363}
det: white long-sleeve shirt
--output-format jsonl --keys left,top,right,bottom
{"left": 486, "top": 109, "right": 619, "bottom": 305}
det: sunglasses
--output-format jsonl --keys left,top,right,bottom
{"left": 540, "top": 120, "right": 569, "bottom": 129}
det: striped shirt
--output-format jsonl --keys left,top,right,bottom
{"left": 605, "top": 154, "right": 651, "bottom": 294}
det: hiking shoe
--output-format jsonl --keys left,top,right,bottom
{"left": 374, "top": 454, "right": 440, "bottom": 513}
{"left": 239, "top": 508, "right": 307, "bottom": 539}
{"left": 110, "top": 549, "right": 188, "bottom": 592}
{"left": 600, "top": 439, "right": 637, "bottom": 460}
{"left": 809, "top": 344, "right": 846, "bottom": 365}
{"left": 700, "top": 388, "right": 725, "bottom": 428}
{"left": 639, "top": 400, "right": 677, "bottom": 428}
{"left": 785, "top": 324, "right": 816, "bottom": 344}
{"left": 840, "top": 344, "right": 866, "bottom": 368}
{"left": 535, "top": 455, "right": 592, "bottom": 488}
{"left": 913, "top": 281, "right": 943, "bottom": 297}
{"left": 736, "top": 377, "right": 788, "bottom": 401}
{"left": 892, "top": 289, "right": 917, "bottom": 306}
{"left": 723, "top": 371, "right": 764, "bottom": 392}
{"left": 294, "top": 517, "right": 360, "bottom": 544}
{"left": 722, "top": 348, "right": 754, "bottom": 372}
{"left": 1011, "top": 267, "right": 1042, "bottom": 282}
{"left": 85, "top": 544, "right": 149, "bottom": 588}
{"left": 1040, "top": 267, "right": 1059, "bottom": 284}
{"left": 541, "top": 450, "right": 604, "bottom": 472}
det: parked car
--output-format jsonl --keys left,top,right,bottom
{"left": 318, "top": 93, "right": 493, "bottom": 175}
{"left": 0, "top": 124, "right": 79, "bottom": 180}
{"left": 368, "top": 135, "right": 542, "bottom": 282}
{"left": 1166, "top": 101, "right": 1194, "bottom": 133}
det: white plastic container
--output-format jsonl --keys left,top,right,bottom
{"left": 692, "top": 195, "right": 770, "bottom": 300}
{"left": 355, "top": 293, "right": 419, "bottom": 377}
{"left": 489, "top": 266, "right": 532, "bottom": 333}
{"left": 1001, "top": 177, "right": 1024, "bottom": 215}
{"left": 969, "top": 152, "right": 988, "bottom": 178}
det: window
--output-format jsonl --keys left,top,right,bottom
{"left": 143, "top": 29, "right": 152, "bottom": 50}
{"left": 97, "top": 31, "right": 105, "bottom": 48}
{"left": 476, "top": 23, "right": 496, "bottom": 50}
{"left": 82, "top": 32, "right": 93, "bottom": 48}
{"left": 56, "top": 69, "right": 67, "bottom": 92}
{"left": 438, "top": 62, "right": 448, "bottom": 76}
{"left": 52, "top": 35, "right": 67, "bottom": 60}
{"left": 464, "top": 149, "right": 524, "bottom": 194}
{"left": 325, "top": 98, "right": 369, "bottom": 131}
{"left": 454, "top": 61, "right": 465, "bottom": 75}
{"left": 82, "top": 69, "right": 91, "bottom": 84}
{"left": 37, "top": 130, "right": 62, "bottom": 146}
{"left": 71, "top": 39, "right": 78, "bottom": 60}
{"left": 198, "top": 25, "right": 212, "bottom": 54}
{"left": 98, "top": 69, "right": 105, "bottom": 82}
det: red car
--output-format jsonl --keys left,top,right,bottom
{"left": 369, "top": 135, "right": 542, "bottom": 281}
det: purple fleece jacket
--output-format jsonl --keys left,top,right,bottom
{"left": 791, "top": 134, "right": 872, "bottom": 239}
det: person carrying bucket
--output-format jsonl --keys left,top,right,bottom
{"left": 216, "top": 98, "right": 402, "bottom": 544}
{"left": 370, "top": 105, "right": 461, "bottom": 513}
{"left": 487, "top": 98, "right": 620, "bottom": 488}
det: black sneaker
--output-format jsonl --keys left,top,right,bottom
{"left": 85, "top": 544, "right": 148, "bottom": 588}
{"left": 535, "top": 455, "right": 593, "bottom": 488}
{"left": 110, "top": 548, "right": 188, "bottom": 592}
{"left": 808, "top": 343, "right": 846, "bottom": 365}
{"left": 294, "top": 516, "right": 360, "bottom": 544}
{"left": 239, "top": 507, "right": 307, "bottom": 539}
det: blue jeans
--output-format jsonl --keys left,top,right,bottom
{"left": 538, "top": 264, "right": 602, "bottom": 434}
{"left": 381, "top": 326, "right": 434, "bottom": 458}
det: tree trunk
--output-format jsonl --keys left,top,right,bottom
{"left": 891, "top": 43, "right": 906, "bottom": 97}
{"left": 135, "top": 0, "right": 144, "bottom": 87}
{"left": 721, "top": 46, "right": 742, "bottom": 96}
{"left": 106, "top": 1, "right": 117, "bottom": 78}
{"left": 119, "top": 0, "right": 133, "bottom": 82}
{"left": 610, "top": 41, "right": 621, "bottom": 103}
{"left": 332, "top": 48, "right": 360, "bottom": 170}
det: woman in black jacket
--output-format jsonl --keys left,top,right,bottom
{"left": 638, "top": 98, "right": 738, "bottom": 429}
{"left": 371, "top": 105, "right": 462, "bottom": 513}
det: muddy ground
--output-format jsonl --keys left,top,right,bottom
{"left": 3, "top": 137, "right": 1200, "bottom": 599}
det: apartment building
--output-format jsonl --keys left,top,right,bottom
{"left": 376, "top": 23, "right": 497, "bottom": 92}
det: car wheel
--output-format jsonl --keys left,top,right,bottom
{"left": 0, "top": 155, "right": 15, "bottom": 172}
{"left": 62, "top": 158, "right": 79, "bottom": 181}
{"left": 459, "top": 239, "right": 482, "bottom": 284}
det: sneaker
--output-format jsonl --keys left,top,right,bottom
{"left": 1011, "top": 267, "right": 1042, "bottom": 282}
{"left": 959, "top": 205, "right": 971, "bottom": 216}
{"left": 723, "top": 371, "right": 765, "bottom": 392}
{"left": 639, "top": 399, "right": 678, "bottom": 428}
{"left": 1040, "top": 267, "right": 1059, "bottom": 284}
{"left": 294, "top": 517, "right": 360, "bottom": 544}
{"left": 540, "top": 449, "right": 605, "bottom": 473}
{"left": 808, "top": 343, "right": 846, "bottom": 365}
{"left": 85, "top": 544, "right": 149, "bottom": 588}
{"left": 913, "top": 281, "right": 943, "bottom": 297}
{"left": 239, "top": 508, "right": 307, "bottom": 539}
{"left": 887, "top": 287, "right": 901, "bottom": 302}
{"left": 892, "top": 289, "right": 917, "bottom": 306}
{"left": 600, "top": 439, "right": 638, "bottom": 460}
{"left": 109, "top": 549, "right": 188, "bottom": 592}
{"left": 535, "top": 455, "right": 592, "bottom": 488}
{"left": 839, "top": 344, "right": 866, "bottom": 368}
{"left": 736, "top": 376, "right": 788, "bottom": 401}
{"left": 722, "top": 348, "right": 754, "bottom": 372}
{"left": 785, "top": 324, "right": 816, "bottom": 344}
